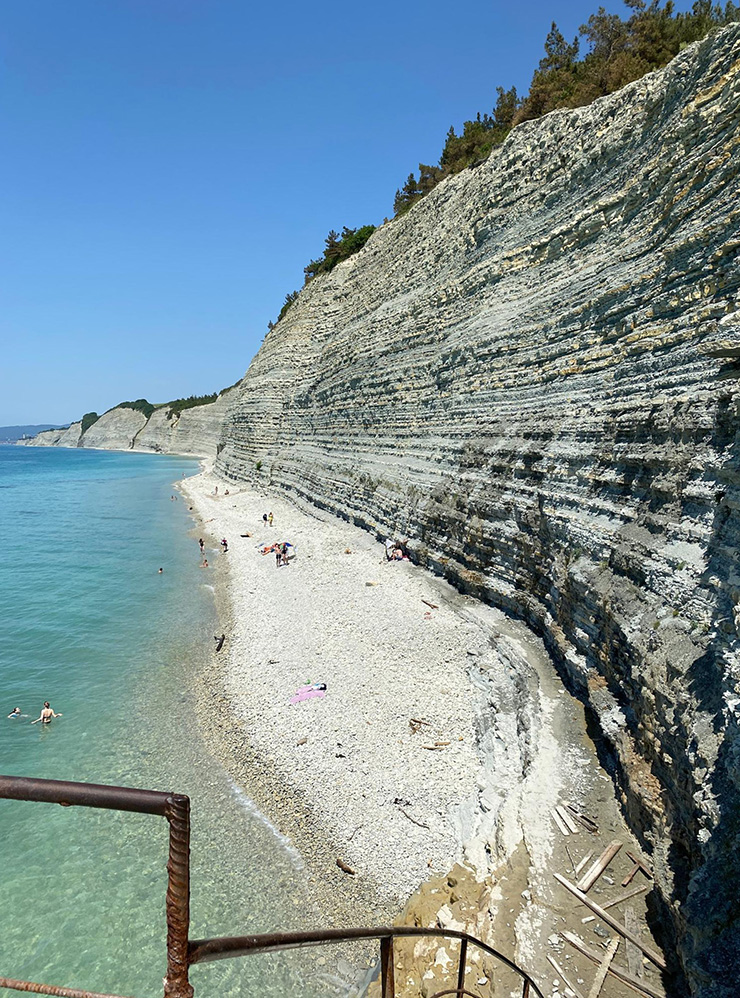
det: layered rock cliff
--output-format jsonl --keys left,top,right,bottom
{"left": 216, "top": 27, "right": 740, "bottom": 996}
{"left": 22, "top": 390, "right": 237, "bottom": 459}
{"left": 26, "top": 421, "right": 83, "bottom": 447}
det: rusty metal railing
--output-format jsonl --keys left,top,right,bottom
{"left": 0, "top": 775, "right": 544, "bottom": 998}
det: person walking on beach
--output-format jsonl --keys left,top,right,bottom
{"left": 262, "top": 513, "right": 268, "bottom": 526}
{"left": 31, "top": 701, "right": 62, "bottom": 725}
{"left": 199, "top": 538, "right": 205, "bottom": 556}
{"left": 268, "top": 512, "right": 273, "bottom": 526}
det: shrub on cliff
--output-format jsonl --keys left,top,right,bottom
{"left": 118, "top": 399, "right": 155, "bottom": 419}
{"left": 304, "top": 225, "right": 377, "bottom": 282}
{"left": 81, "top": 412, "right": 99, "bottom": 434}
{"left": 165, "top": 394, "right": 218, "bottom": 419}
{"left": 393, "top": 0, "right": 740, "bottom": 215}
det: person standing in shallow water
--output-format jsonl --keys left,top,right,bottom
{"left": 31, "top": 701, "right": 62, "bottom": 725}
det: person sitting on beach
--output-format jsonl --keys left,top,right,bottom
{"left": 31, "top": 701, "right": 62, "bottom": 725}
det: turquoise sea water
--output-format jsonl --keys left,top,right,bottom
{"left": 0, "top": 446, "right": 330, "bottom": 998}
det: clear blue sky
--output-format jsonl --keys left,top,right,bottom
{"left": 0, "top": 0, "right": 692, "bottom": 425}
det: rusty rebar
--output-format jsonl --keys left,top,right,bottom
{"left": 456, "top": 936, "right": 468, "bottom": 997}
{"left": 188, "top": 926, "right": 545, "bottom": 996}
{"left": 163, "top": 794, "right": 193, "bottom": 998}
{"left": 380, "top": 936, "right": 395, "bottom": 998}
{"left": 0, "top": 976, "right": 136, "bottom": 998}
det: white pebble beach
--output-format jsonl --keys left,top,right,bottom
{"left": 180, "top": 470, "right": 507, "bottom": 914}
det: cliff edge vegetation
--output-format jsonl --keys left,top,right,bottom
{"left": 273, "top": 1, "right": 740, "bottom": 333}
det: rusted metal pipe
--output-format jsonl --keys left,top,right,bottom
{"left": 0, "top": 775, "right": 172, "bottom": 816}
{"left": 380, "top": 936, "right": 395, "bottom": 998}
{"left": 0, "top": 776, "right": 547, "bottom": 998}
{"left": 0, "top": 976, "right": 136, "bottom": 998}
{"left": 163, "top": 794, "right": 193, "bottom": 998}
{"left": 188, "top": 926, "right": 545, "bottom": 997}
{"left": 456, "top": 936, "right": 468, "bottom": 997}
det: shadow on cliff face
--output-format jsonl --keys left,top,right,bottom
{"left": 680, "top": 393, "right": 740, "bottom": 998}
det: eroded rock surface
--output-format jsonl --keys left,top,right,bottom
{"left": 133, "top": 391, "right": 235, "bottom": 456}
{"left": 79, "top": 406, "right": 148, "bottom": 449}
{"left": 20, "top": 390, "right": 237, "bottom": 459}
{"left": 217, "top": 28, "right": 740, "bottom": 994}
{"left": 21, "top": 421, "right": 83, "bottom": 447}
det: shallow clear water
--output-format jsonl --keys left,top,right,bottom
{"left": 0, "top": 446, "right": 329, "bottom": 997}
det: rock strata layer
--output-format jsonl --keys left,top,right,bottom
{"left": 21, "top": 390, "right": 237, "bottom": 459}
{"left": 216, "top": 28, "right": 740, "bottom": 996}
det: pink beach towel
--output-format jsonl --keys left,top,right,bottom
{"left": 290, "top": 685, "right": 327, "bottom": 705}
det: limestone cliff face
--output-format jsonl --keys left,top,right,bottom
{"left": 217, "top": 27, "right": 740, "bottom": 995}
{"left": 79, "top": 407, "right": 148, "bottom": 450}
{"left": 21, "top": 422, "right": 83, "bottom": 447}
{"left": 19, "top": 391, "right": 236, "bottom": 459}
{"left": 133, "top": 391, "right": 235, "bottom": 457}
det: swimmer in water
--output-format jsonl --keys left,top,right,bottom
{"left": 31, "top": 701, "right": 62, "bottom": 725}
{"left": 8, "top": 707, "right": 22, "bottom": 718}
{"left": 158, "top": 567, "right": 163, "bottom": 574}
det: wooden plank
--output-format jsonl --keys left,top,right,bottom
{"left": 575, "top": 851, "right": 594, "bottom": 875}
{"left": 565, "top": 803, "right": 599, "bottom": 833}
{"left": 626, "top": 850, "right": 653, "bottom": 877}
{"left": 622, "top": 862, "right": 641, "bottom": 887}
{"left": 565, "top": 843, "right": 578, "bottom": 876}
{"left": 577, "top": 840, "right": 622, "bottom": 892}
{"left": 557, "top": 805, "right": 580, "bottom": 834}
{"left": 554, "top": 873, "right": 666, "bottom": 971}
{"left": 587, "top": 936, "right": 620, "bottom": 998}
{"left": 562, "top": 931, "right": 664, "bottom": 998}
{"left": 553, "top": 808, "right": 570, "bottom": 835}
{"left": 547, "top": 954, "right": 586, "bottom": 998}
{"left": 602, "top": 883, "right": 649, "bottom": 910}
{"left": 562, "top": 931, "right": 666, "bottom": 998}
{"left": 624, "top": 906, "right": 644, "bottom": 979}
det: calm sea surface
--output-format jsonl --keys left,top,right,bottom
{"left": 0, "top": 446, "right": 328, "bottom": 998}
